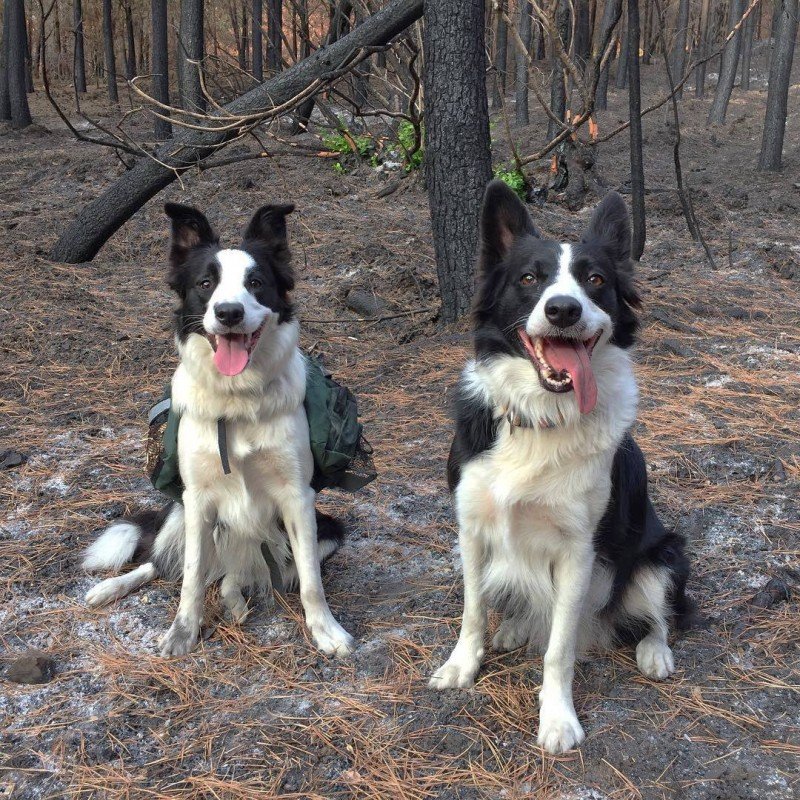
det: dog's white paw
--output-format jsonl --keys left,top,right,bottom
{"left": 537, "top": 702, "right": 585, "bottom": 754}
{"left": 429, "top": 649, "right": 483, "bottom": 689}
{"left": 636, "top": 637, "right": 675, "bottom": 680}
{"left": 85, "top": 579, "right": 120, "bottom": 608}
{"left": 492, "top": 617, "right": 528, "bottom": 652}
{"left": 159, "top": 618, "right": 200, "bottom": 657}
{"left": 310, "top": 618, "right": 354, "bottom": 657}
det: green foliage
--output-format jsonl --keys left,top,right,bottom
{"left": 493, "top": 165, "right": 526, "bottom": 199}
{"left": 396, "top": 120, "right": 424, "bottom": 171}
{"left": 320, "top": 118, "right": 424, "bottom": 175}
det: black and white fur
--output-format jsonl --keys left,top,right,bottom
{"left": 429, "top": 182, "right": 691, "bottom": 754}
{"left": 83, "top": 202, "right": 354, "bottom": 658}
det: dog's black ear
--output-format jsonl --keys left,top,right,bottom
{"left": 243, "top": 204, "right": 296, "bottom": 293}
{"left": 480, "top": 180, "right": 539, "bottom": 269}
{"left": 582, "top": 192, "right": 631, "bottom": 266}
{"left": 243, "top": 204, "right": 295, "bottom": 249}
{"left": 164, "top": 203, "right": 218, "bottom": 268}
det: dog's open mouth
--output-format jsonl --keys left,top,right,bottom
{"left": 206, "top": 325, "right": 264, "bottom": 377}
{"left": 518, "top": 329, "right": 602, "bottom": 414}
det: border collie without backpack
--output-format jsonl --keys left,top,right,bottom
{"left": 83, "top": 203, "right": 354, "bottom": 658}
{"left": 430, "top": 181, "right": 692, "bottom": 754}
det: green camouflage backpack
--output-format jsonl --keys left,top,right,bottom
{"left": 145, "top": 356, "right": 376, "bottom": 501}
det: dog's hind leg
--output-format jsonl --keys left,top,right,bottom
{"left": 622, "top": 565, "right": 676, "bottom": 680}
{"left": 492, "top": 609, "right": 530, "bottom": 652}
{"left": 86, "top": 562, "right": 158, "bottom": 607}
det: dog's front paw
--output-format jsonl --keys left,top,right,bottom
{"left": 636, "top": 637, "right": 675, "bottom": 680}
{"left": 159, "top": 618, "right": 200, "bottom": 657}
{"left": 310, "top": 618, "right": 354, "bottom": 657}
{"left": 537, "top": 702, "right": 585, "bottom": 754}
{"left": 429, "top": 649, "right": 483, "bottom": 689}
{"left": 85, "top": 579, "right": 119, "bottom": 608}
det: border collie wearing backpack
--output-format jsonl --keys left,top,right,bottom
{"left": 82, "top": 202, "right": 364, "bottom": 658}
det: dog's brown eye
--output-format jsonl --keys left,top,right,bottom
{"left": 248, "top": 278, "right": 262, "bottom": 289}
{"left": 198, "top": 279, "right": 212, "bottom": 290}
{"left": 520, "top": 273, "right": 537, "bottom": 286}
{"left": 587, "top": 273, "right": 605, "bottom": 287}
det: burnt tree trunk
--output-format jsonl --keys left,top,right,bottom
{"left": 267, "top": 0, "right": 282, "bottom": 74}
{"left": 627, "top": 0, "right": 645, "bottom": 260}
{"left": 615, "top": 8, "right": 629, "bottom": 88}
{"left": 695, "top": 0, "right": 711, "bottom": 96}
{"left": 574, "top": 0, "right": 592, "bottom": 67}
{"left": 6, "top": 0, "right": 31, "bottom": 127}
{"left": 51, "top": 0, "right": 424, "bottom": 264}
{"left": 758, "top": 0, "right": 798, "bottom": 170}
{"left": 515, "top": 0, "right": 532, "bottom": 125}
{"left": 739, "top": 5, "right": 755, "bottom": 89}
{"left": 424, "top": 0, "right": 492, "bottom": 323}
{"left": 491, "top": 0, "right": 508, "bottom": 107}
{"left": 595, "top": 0, "right": 622, "bottom": 109}
{"left": 670, "top": 0, "right": 690, "bottom": 98}
{"left": 102, "top": 0, "right": 118, "bottom": 102}
{"left": 547, "top": 0, "right": 570, "bottom": 141}
{"left": 124, "top": 2, "right": 137, "bottom": 80}
{"left": 179, "top": 0, "right": 204, "bottom": 111}
{"left": 73, "top": 0, "right": 87, "bottom": 92}
{"left": 0, "top": 4, "right": 12, "bottom": 122}
{"left": 252, "top": 0, "right": 263, "bottom": 81}
{"left": 707, "top": 0, "right": 745, "bottom": 124}
{"left": 152, "top": 0, "right": 171, "bottom": 138}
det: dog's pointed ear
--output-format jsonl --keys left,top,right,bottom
{"left": 243, "top": 204, "right": 296, "bottom": 293}
{"left": 164, "top": 203, "right": 218, "bottom": 267}
{"left": 480, "top": 180, "right": 539, "bottom": 269}
{"left": 243, "top": 204, "right": 295, "bottom": 249}
{"left": 582, "top": 192, "right": 631, "bottom": 265}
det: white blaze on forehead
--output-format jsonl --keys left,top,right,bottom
{"left": 525, "top": 243, "right": 610, "bottom": 337}
{"left": 202, "top": 248, "right": 271, "bottom": 334}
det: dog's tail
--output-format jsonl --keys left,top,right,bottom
{"left": 283, "top": 510, "right": 346, "bottom": 590}
{"left": 83, "top": 505, "right": 178, "bottom": 607}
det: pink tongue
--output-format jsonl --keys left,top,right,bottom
{"left": 213, "top": 334, "right": 249, "bottom": 376}
{"left": 541, "top": 338, "right": 598, "bottom": 414}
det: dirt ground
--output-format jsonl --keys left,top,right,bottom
{"left": 1, "top": 50, "right": 799, "bottom": 800}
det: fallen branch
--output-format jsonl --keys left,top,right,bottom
{"left": 50, "top": 0, "right": 424, "bottom": 264}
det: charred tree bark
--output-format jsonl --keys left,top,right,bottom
{"left": 595, "top": 0, "right": 623, "bottom": 109}
{"left": 252, "top": 0, "right": 263, "bottom": 81}
{"left": 6, "top": 0, "right": 31, "bottom": 127}
{"left": 152, "top": 0, "right": 171, "bottom": 138}
{"left": 574, "top": 0, "right": 592, "bottom": 67}
{"left": 615, "top": 9, "right": 629, "bottom": 89}
{"left": 491, "top": 0, "right": 508, "bottom": 107}
{"left": 547, "top": 0, "right": 570, "bottom": 141}
{"left": 267, "top": 0, "right": 282, "bottom": 74}
{"left": 424, "top": 0, "right": 492, "bottom": 323}
{"left": 707, "top": 0, "right": 745, "bottom": 124}
{"left": 124, "top": 2, "right": 137, "bottom": 80}
{"left": 179, "top": 0, "right": 204, "bottom": 112}
{"left": 739, "top": 5, "right": 755, "bottom": 89}
{"left": 758, "top": 0, "right": 798, "bottom": 170}
{"left": 515, "top": 0, "right": 532, "bottom": 125}
{"left": 1, "top": 3, "right": 12, "bottom": 121}
{"left": 627, "top": 0, "right": 645, "bottom": 260}
{"left": 73, "top": 0, "right": 87, "bottom": 92}
{"left": 102, "top": 0, "right": 118, "bottom": 102}
{"left": 51, "top": 0, "right": 424, "bottom": 264}
{"left": 670, "top": 0, "right": 690, "bottom": 98}
{"left": 694, "top": 0, "right": 711, "bottom": 97}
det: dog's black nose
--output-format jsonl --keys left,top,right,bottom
{"left": 544, "top": 295, "right": 582, "bottom": 328}
{"left": 214, "top": 303, "right": 244, "bottom": 327}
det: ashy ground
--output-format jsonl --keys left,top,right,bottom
{"left": 1, "top": 55, "right": 799, "bottom": 800}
